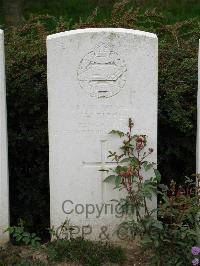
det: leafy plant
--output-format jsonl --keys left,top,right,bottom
{"left": 6, "top": 220, "right": 41, "bottom": 248}
{"left": 143, "top": 177, "right": 199, "bottom": 265}
{"left": 48, "top": 218, "right": 75, "bottom": 240}
{"left": 104, "top": 118, "right": 200, "bottom": 265}
{"left": 103, "top": 118, "right": 159, "bottom": 233}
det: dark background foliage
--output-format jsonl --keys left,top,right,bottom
{"left": 2, "top": 1, "right": 199, "bottom": 237}
{"left": 1, "top": 0, "right": 200, "bottom": 25}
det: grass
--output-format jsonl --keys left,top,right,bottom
{"left": 46, "top": 238, "right": 126, "bottom": 265}
{"left": 0, "top": 238, "right": 126, "bottom": 266}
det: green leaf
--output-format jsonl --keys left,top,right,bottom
{"left": 153, "top": 220, "right": 163, "bottom": 230}
{"left": 142, "top": 161, "right": 148, "bottom": 168}
{"left": 109, "top": 130, "right": 125, "bottom": 137}
{"left": 23, "top": 237, "right": 30, "bottom": 245}
{"left": 120, "top": 157, "right": 132, "bottom": 163}
{"left": 114, "top": 165, "right": 127, "bottom": 174}
{"left": 5, "top": 227, "right": 14, "bottom": 233}
{"left": 115, "top": 176, "right": 121, "bottom": 187}
{"left": 141, "top": 234, "right": 153, "bottom": 245}
{"left": 15, "top": 228, "right": 23, "bottom": 234}
{"left": 154, "top": 169, "right": 161, "bottom": 182}
{"left": 104, "top": 175, "right": 115, "bottom": 182}
{"left": 107, "top": 151, "right": 116, "bottom": 158}
{"left": 23, "top": 232, "right": 30, "bottom": 237}
{"left": 15, "top": 235, "right": 23, "bottom": 242}
{"left": 13, "top": 232, "right": 21, "bottom": 237}
{"left": 144, "top": 163, "right": 154, "bottom": 171}
{"left": 158, "top": 184, "right": 168, "bottom": 191}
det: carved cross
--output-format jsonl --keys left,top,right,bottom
{"left": 82, "top": 140, "right": 117, "bottom": 202}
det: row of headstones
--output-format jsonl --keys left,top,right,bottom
{"left": 0, "top": 29, "right": 199, "bottom": 244}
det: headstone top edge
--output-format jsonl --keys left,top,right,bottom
{"left": 47, "top": 28, "right": 157, "bottom": 42}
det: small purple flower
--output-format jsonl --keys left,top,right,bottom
{"left": 192, "top": 247, "right": 200, "bottom": 256}
{"left": 192, "top": 258, "right": 199, "bottom": 266}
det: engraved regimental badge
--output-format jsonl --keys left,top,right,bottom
{"left": 77, "top": 42, "right": 127, "bottom": 98}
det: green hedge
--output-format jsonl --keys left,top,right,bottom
{"left": 4, "top": 2, "right": 199, "bottom": 236}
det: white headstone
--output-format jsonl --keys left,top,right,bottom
{"left": 0, "top": 29, "right": 9, "bottom": 245}
{"left": 47, "top": 28, "right": 158, "bottom": 241}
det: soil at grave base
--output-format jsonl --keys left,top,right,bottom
{"left": 44, "top": 245, "right": 148, "bottom": 266}
{"left": 56, "top": 246, "right": 148, "bottom": 266}
{"left": 0, "top": 243, "right": 149, "bottom": 266}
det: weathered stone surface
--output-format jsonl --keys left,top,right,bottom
{"left": 47, "top": 28, "right": 158, "bottom": 241}
{"left": 0, "top": 29, "right": 9, "bottom": 245}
